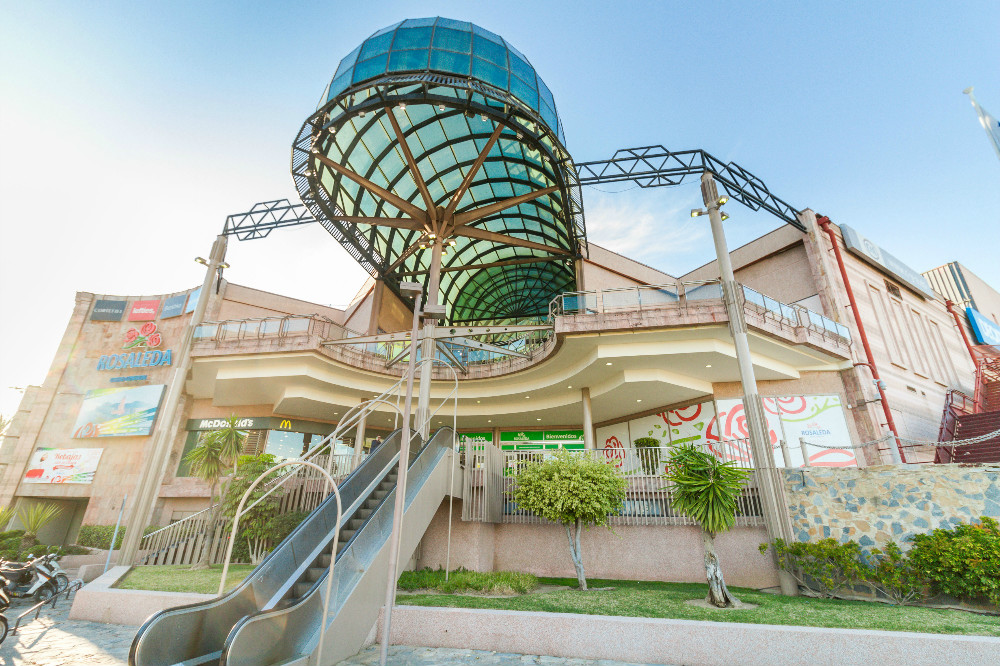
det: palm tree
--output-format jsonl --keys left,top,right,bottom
{"left": 664, "top": 443, "right": 751, "bottom": 608}
{"left": 0, "top": 506, "right": 15, "bottom": 532}
{"left": 184, "top": 414, "right": 247, "bottom": 570}
{"left": 18, "top": 503, "right": 61, "bottom": 554}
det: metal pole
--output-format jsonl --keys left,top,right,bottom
{"left": 799, "top": 437, "right": 811, "bottom": 467}
{"left": 104, "top": 494, "right": 127, "bottom": 574}
{"left": 416, "top": 239, "right": 443, "bottom": 440}
{"left": 119, "top": 234, "right": 228, "bottom": 565}
{"left": 581, "top": 388, "right": 595, "bottom": 449}
{"left": 779, "top": 440, "right": 792, "bottom": 468}
{"left": 379, "top": 287, "right": 423, "bottom": 666}
{"left": 701, "top": 172, "right": 797, "bottom": 596}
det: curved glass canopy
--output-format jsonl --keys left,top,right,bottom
{"left": 292, "top": 17, "right": 586, "bottom": 324}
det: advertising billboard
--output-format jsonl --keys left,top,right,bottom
{"left": 23, "top": 447, "right": 104, "bottom": 484}
{"left": 184, "top": 286, "right": 203, "bottom": 314}
{"left": 128, "top": 299, "right": 160, "bottom": 321}
{"left": 840, "top": 225, "right": 935, "bottom": 299}
{"left": 72, "top": 384, "right": 166, "bottom": 438}
{"left": 90, "top": 299, "right": 127, "bottom": 321}
{"left": 160, "top": 293, "right": 188, "bottom": 319}
{"left": 967, "top": 307, "right": 1000, "bottom": 346}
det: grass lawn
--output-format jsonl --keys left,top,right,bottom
{"left": 398, "top": 574, "right": 1000, "bottom": 637}
{"left": 116, "top": 564, "right": 257, "bottom": 594}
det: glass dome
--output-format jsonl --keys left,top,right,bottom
{"left": 320, "top": 17, "right": 564, "bottom": 145}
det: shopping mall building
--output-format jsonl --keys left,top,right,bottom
{"left": 1, "top": 17, "right": 996, "bottom": 583}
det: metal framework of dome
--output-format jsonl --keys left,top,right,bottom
{"left": 291, "top": 17, "right": 586, "bottom": 324}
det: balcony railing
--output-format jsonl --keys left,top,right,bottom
{"left": 550, "top": 280, "right": 851, "bottom": 344}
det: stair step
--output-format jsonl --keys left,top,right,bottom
{"left": 293, "top": 581, "right": 312, "bottom": 597}
{"left": 319, "top": 553, "right": 331, "bottom": 567}
{"left": 168, "top": 651, "right": 222, "bottom": 666}
{"left": 305, "top": 566, "right": 325, "bottom": 582}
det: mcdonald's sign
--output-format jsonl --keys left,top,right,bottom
{"left": 278, "top": 419, "right": 292, "bottom": 430}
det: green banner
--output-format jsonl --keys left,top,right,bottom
{"left": 543, "top": 429, "right": 583, "bottom": 441}
{"left": 500, "top": 430, "right": 544, "bottom": 442}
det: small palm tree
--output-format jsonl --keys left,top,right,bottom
{"left": 0, "top": 506, "right": 15, "bottom": 531}
{"left": 18, "top": 503, "right": 61, "bottom": 554}
{"left": 184, "top": 414, "right": 247, "bottom": 569}
{"left": 664, "top": 443, "right": 751, "bottom": 607}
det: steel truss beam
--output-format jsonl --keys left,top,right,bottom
{"left": 574, "top": 146, "right": 804, "bottom": 231}
{"left": 222, "top": 199, "right": 316, "bottom": 239}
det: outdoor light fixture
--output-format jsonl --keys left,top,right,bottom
{"left": 398, "top": 102, "right": 406, "bottom": 109}
{"left": 636, "top": 399, "right": 642, "bottom": 403}
{"left": 605, "top": 362, "right": 613, "bottom": 366}
{"left": 721, "top": 211, "right": 730, "bottom": 221}
{"left": 310, "top": 147, "right": 319, "bottom": 154}
{"left": 219, "top": 262, "right": 230, "bottom": 269}
{"left": 481, "top": 113, "right": 487, "bottom": 121}
{"left": 717, "top": 196, "right": 729, "bottom": 206}
{"left": 428, "top": 233, "right": 437, "bottom": 240}
{"left": 691, "top": 208, "right": 706, "bottom": 217}
{"left": 194, "top": 257, "right": 208, "bottom": 265}
{"left": 536, "top": 418, "right": 542, "bottom": 421}
{"left": 706, "top": 364, "right": 712, "bottom": 368}
{"left": 448, "top": 239, "right": 457, "bottom": 247}
{"left": 438, "top": 104, "right": 445, "bottom": 111}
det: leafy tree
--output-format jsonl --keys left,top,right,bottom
{"left": 664, "top": 444, "right": 751, "bottom": 607}
{"left": 183, "top": 414, "right": 247, "bottom": 569}
{"left": 513, "top": 450, "right": 627, "bottom": 590}
{"left": 17, "top": 503, "right": 61, "bottom": 553}
{"left": 632, "top": 437, "right": 661, "bottom": 475}
{"left": 222, "top": 454, "right": 286, "bottom": 564}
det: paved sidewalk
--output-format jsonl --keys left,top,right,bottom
{"left": 337, "top": 646, "right": 670, "bottom": 666}
{"left": 0, "top": 597, "right": 669, "bottom": 666}
{"left": 0, "top": 597, "right": 135, "bottom": 665}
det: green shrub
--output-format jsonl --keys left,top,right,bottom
{"left": 632, "top": 437, "right": 661, "bottom": 475}
{"left": 763, "top": 538, "right": 868, "bottom": 598}
{"left": 0, "top": 548, "right": 18, "bottom": 561}
{"left": 1, "top": 536, "right": 21, "bottom": 552}
{"left": 0, "top": 530, "right": 24, "bottom": 541}
{"left": 76, "top": 524, "right": 159, "bottom": 550}
{"left": 866, "top": 542, "right": 926, "bottom": 605}
{"left": 61, "top": 544, "right": 91, "bottom": 555}
{"left": 399, "top": 568, "right": 538, "bottom": 595}
{"left": 908, "top": 516, "right": 1000, "bottom": 606}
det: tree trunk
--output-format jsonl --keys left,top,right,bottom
{"left": 702, "top": 528, "right": 739, "bottom": 607}
{"left": 564, "top": 519, "right": 587, "bottom": 590}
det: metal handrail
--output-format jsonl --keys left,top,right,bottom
{"left": 11, "top": 578, "right": 83, "bottom": 635}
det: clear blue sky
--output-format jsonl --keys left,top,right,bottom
{"left": 2, "top": 1, "right": 998, "bottom": 416}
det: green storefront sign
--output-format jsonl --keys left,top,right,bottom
{"left": 458, "top": 431, "right": 493, "bottom": 452}
{"left": 500, "top": 429, "right": 584, "bottom": 450}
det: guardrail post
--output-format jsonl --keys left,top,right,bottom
{"left": 779, "top": 440, "right": 792, "bottom": 468}
{"left": 799, "top": 437, "right": 811, "bottom": 467}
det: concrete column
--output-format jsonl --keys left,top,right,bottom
{"left": 367, "top": 279, "right": 384, "bottom": 335}
{"left": 119, "top": 234, "right": 228, "bottom": 565}
{"left": 581, "top": 388, "right": 595, "bottom": 449}
{"left": 353, "top": 399, "right": 368, "bottom": 468}
{"left": 416, "top": 239, "right": 443, "bottom": 440}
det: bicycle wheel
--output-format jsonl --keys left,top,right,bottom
{"left": 0, "top": 614, "right": 8, "bottom": 645}
{"left": 54, "top": 574, "right": 69, "bottom": 593}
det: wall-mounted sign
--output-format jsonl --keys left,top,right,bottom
{"left": 97, "top": 322, "right": 172, "bottom": 370}
{"left": 184, "top": 286, "right": 203, "bottom": 314}
{"left": 458, "top": 431, "right": 492, "bottom": 451}
{"left": 128, "top": 300, "right": 160, "bottom": 321}
{"left": 184, "top": 416, "right": 335, "bottom": 436}
{"left": 840, "top": 225, "right": 935, "bottom": 299}
{"left": 160, "top": 293, "right": 188, "bottom": 319}
{"left": 500, "top": 430, "right": 584, "bottom": 450}
{"left": 23, "top": 447, "right": 104, "bottom": 484}
{"left": 72, "top": 384, "right": 166, "bottom": 438}
{"left": 90, "top": 299, "right": 127, "bottom": 321}
{"left": 500, "top": 431, "right": 544, "bottom": 443}
{"left": 967, "top": 307, "right": 1000, "bottom": 346}
{"left": 109, "top": 375, "right": 148, "bottom": 383}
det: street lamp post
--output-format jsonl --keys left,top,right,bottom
{"left": 118, "top": 234, "right": 229, "bottom": 566}
{"left": 693, "top": 172, "right": 798, "bottom": 596}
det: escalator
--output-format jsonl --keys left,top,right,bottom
{"left": 129, "top": 426, "right": 455, "bottom": 666}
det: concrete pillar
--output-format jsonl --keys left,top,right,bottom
{"left": 581, "top": 387, "right": 595, "bottom": 449}
{"left": 353, "top": 399, "right": 368, "bottom": 468}
{"left": 119, "top": 234, "right": 228, "bottom": 565}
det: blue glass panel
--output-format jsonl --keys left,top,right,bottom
{"left": 335, "top": 45, "right": 362, "bottom": 79}
{"left": 402, "top": 17, "right": 436, "bottom": 28}
{"left": 388, "top": 48, "right": 430, "bottom": 72}
{"left": 429, "top": 49, "right": 471, "bottom": 75}
{"left": 508, "top": 53, "right": 535, "bottom": 85}
{"left": 510, "top": 76, "right": 539, "bottom": 108}
{"left": 327, "top": 71, "right": 353, "bottom": 101}
{"left": 538, "top": 79, "right": 555, "bottom": 110}
{"left": 472, "top": 23, "right": 503, "bottom": 44}
{"left": 371, "top": 21, "right": 402, "bottom": 38}
{"left": 432, "top": 27, "right": 471, "bottom": 53}
{"left": 352, "top": 54, "right": 388, "bottom": 83}
{"left": 359, "top": 31, "right": 394, "bottom": 60}
{"left": 392, "top": 27, "right": 432, "bottom": 50}
{"left": 437, "top": 17, "right": 472, "bottom": 31}
{"left": 472, "top": 34, "right": 507, "bottom": 67}
{"left": 472, "top": 57, "right": 508, "bottom": 90}
{"left": 539, "top": 103, "right": 558, "bottom": 134}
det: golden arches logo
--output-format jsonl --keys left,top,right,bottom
{"left": 279, "top": 419, "right": 292, "bottom": 430}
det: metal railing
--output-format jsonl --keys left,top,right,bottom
{"left": 550, "top": 280, "right": 852, "bottom": 344}
{"left": 462, "top": 443, "right": 764, "bottom": 527}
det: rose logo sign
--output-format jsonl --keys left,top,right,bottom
{"left": 124, "top": 322, "right": 162, "bottom": 350}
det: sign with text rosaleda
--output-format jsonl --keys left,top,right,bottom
{"left": 23, "top": 447, "right": 103, "bottom": 484}
{"left": 160, "top": 293, "right": 188, "bottom": 319}
{"left": 128, "top": 299, "right": 160, "bottom": 321}
{"left": 72, "top": 384, "right": 166, "bottom": 437}
{"left": 91, "top": 299, "right": 127, "bottom": 321}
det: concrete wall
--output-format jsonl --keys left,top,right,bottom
{"left": 216, "top": 282, "right": 347, "bottom": 324}
{"left": 581, "top": 243, "right": 677, "bottom": 292}
{"left": 783, "top": 463, "right": 1000, "bottom": 549}
{"left": 416, "top": 500, "right": 780, "bottom": 589}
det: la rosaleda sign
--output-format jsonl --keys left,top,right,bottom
{"left": 97, "top": 322, "right": 173, "bottom": 371}
{"left": 97, "top": 349, "right": 173, "bottom": 371}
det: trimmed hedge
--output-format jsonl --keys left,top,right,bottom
{"left": 76, "top": 524, "right": 159, "bottom": 550}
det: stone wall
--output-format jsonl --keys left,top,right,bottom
{"left": 783, "top": 463, "right": 1000, "bottom": 549}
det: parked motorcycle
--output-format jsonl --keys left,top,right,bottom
{"left": 0, "top": 576, "right": 10, "bottom": 645}
{"left": 0, "top": 551, "right": 69, "bottom": 602}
